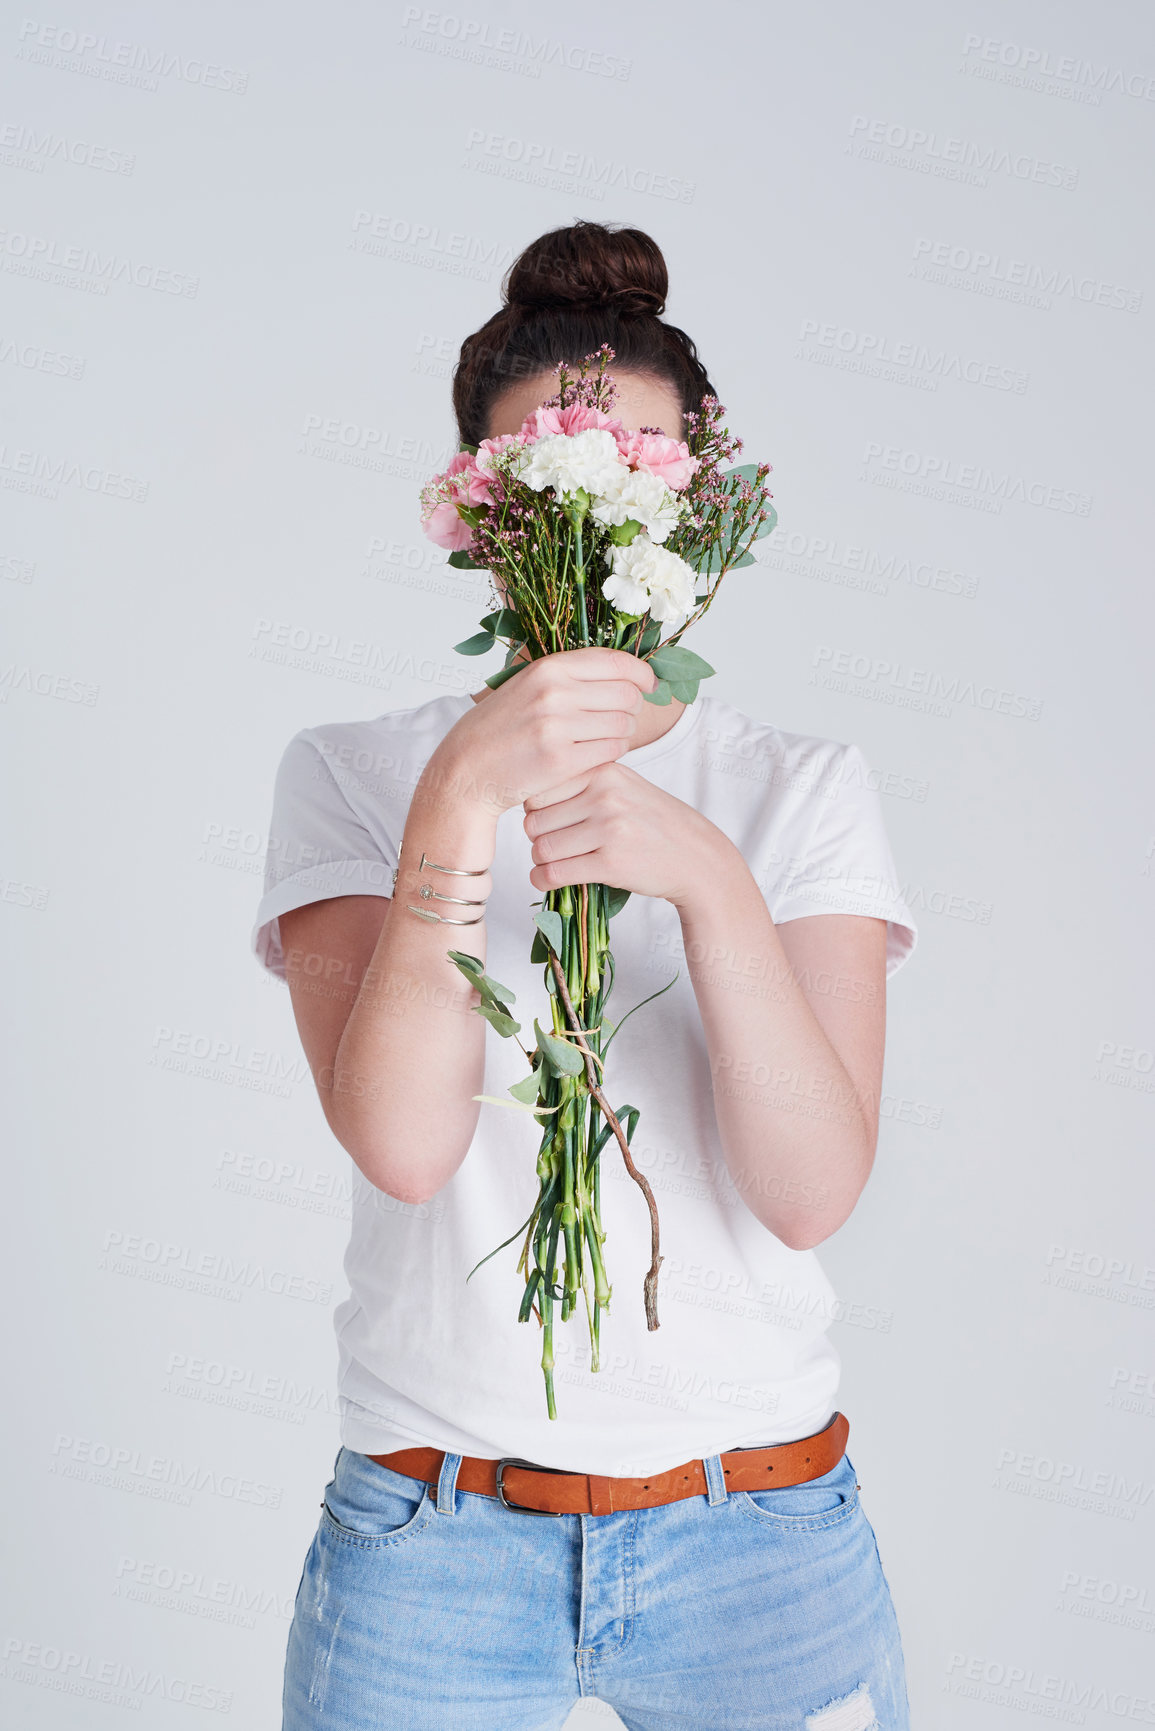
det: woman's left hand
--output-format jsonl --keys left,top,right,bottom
{"left": 522, "top": 761, "right": 732, "bottom": 911}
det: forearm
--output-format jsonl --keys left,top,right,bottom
{"left": 674, "top": 838, "right": 874, "bottom": 1249}
{"left": 330, "top": 746, "right": 501, "bottom": 1201}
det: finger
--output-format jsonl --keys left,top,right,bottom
{"left": 529, "top": 850, "right": 610, "bottom": 893}
{"left": 565, "top": 708, "right": 641, "bottom": 746}
{"left": 558, "top": 647, "right": 657, "bottom": 691}
{"left": 529, "top": 817, "right": 599, "bottom": 869}
{"left": 524, "top": 787, "right": 595, "bottom": 833}
{"left": 560, "top": 679, "right": 649, "bottom": 713}
{"left": 523, "top": 776, "right": 591, "bottom": 813}
{"left": 525, "top": 738, "right": 632, "bottom": 795}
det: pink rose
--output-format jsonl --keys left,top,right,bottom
{"left": 518, "top": 404, "right": 624, "bottom": 442}
{"left": 618, "top": 431, "right": 699, "bottom": 492}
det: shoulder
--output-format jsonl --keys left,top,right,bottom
{"left": 695, "top": 693, "right": 859, "bottom": 800}
{"left": 284, "top": 691, "right": 470, "bottom": 776}
{"left": 700, "top": 697, "right": 921, "bottom": 979}
{"left": 272, "top": 692, "right": 471, "bottom": 802}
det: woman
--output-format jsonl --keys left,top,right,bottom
{"left": 252, "top": 220, "right": 918, "bottom": 1731}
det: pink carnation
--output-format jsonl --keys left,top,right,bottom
{"left": 519, "top": 403, "right": 625, "bottom": 442}
{"left": 618, "top": 431, "right": 699, "bottom": 492}
{"left": 474, "top": 432, "right": 531, "bottom": 505}
{"left": 421, "top": 450, "right": 497, "bottom": 550}
{"left": 445, "top": 448, "right": 494, "bottom": 506}
{"left": 423, "top": 497, "right": 475, "bottom": 552}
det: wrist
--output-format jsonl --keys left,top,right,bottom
{"left": 669, "top": 824, "right": 749, "bottom": 921}
{"left": 398, "top": 768, "right": 498, "bottom": 909}
{"left": 418, "top": 739, "right": 508, "bottom": 826}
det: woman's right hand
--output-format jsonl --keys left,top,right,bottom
{"left": 427, "top": 646, "right": 659, "bottom": 815}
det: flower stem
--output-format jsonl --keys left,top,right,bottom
{"left": 573, "top": 522, "right": 589, "bottom": 646}
{"left": 546, "top": 947, "right": 663, "bottom": 1331}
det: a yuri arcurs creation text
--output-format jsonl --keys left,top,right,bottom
{"left": 419, "top": 346, "right": 776, "bottom": 1417}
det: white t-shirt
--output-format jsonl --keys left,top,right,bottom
{"left": 251, "top": 690, "right": 917, "bottom": 1477}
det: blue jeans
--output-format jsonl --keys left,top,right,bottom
{"left": 282, "top": 1444, "right": 910, "bottom": 1730}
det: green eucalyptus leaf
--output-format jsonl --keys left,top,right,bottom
{"left": 484, "top": 657, "right": 532, "bottom": 691}
{"left": 476, "top": 971, "right": 516, "bottom": 1006}
{"left": 534, "top": 1017, "right": 585, "bottom": 1077}
{"left": 720, "top": 461, "right": 762, "bottom": 486}
{"left": 477, "top": 1002, "right": 521, "bottom": 1039}
{"left": 685, "top": 543, "right": 725, "bottom": 575}
{"left": 508, "top": 1067, "right": 544, "bottom": 1105}
{"left": 454, "top": 630, "right": 499, "bottom": 657}
{"left": 529, "top": 927, "right": 549, "bottom": 965}
{"left": 534, "top": 908, "right": 564, "bottom": 955}
{"left": 447, "top": 949, "right": 485, "bottom": 971}
{"left": 447, "top": 548, "right": 482, "bottom": 570}
{"left": 681, "top": 464, "right": 776, "bottom": 574}
{"left": 696, "top": 539, "right": 768, "bottom": 576}
{"left": 488, "top": 608, "right": 524, "bottom": 636}
{"left": 604, "top": 887, "right": 631, "bottom": 918}
{"left": 667, "top": 678, "right": 700, "bottom": 704}
{"left": 643, "top": 677, "right": 673, "bottom": 706}
{"left": 447, "top": 950, "right": 486, "bottom": 985}
{"left": 720, "top": 466, "right": 776, "bottom": 544}
{"left": 638, "top": 619, "right": 662, "bottom": 653}
{"left": 647, "top": 644, "right": 715, "bottom": 682}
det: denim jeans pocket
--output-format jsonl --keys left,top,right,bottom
{"left": 737, "top": 1451, "right": 860, "bottom": 1529}
{"left": 319, "top": 1447, "right": 437, "bottom": 1548}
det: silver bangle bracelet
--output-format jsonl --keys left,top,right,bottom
{"left": 411, "top": 883, "right": 487, "bottom": 909}
{"left": 392, "top": 835, "right": 491, "bottom": 894}
{"left": 418, "top": 849, "right": 490, "bottom": 878}
{"left": 406, "top": 903, "right": 487, "bottom": 926}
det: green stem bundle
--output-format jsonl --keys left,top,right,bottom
{"left": 511, "top": 881, "right": 664, "bottom": 1417}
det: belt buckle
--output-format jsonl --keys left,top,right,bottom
{"left": 495, "top": 1457, "right": 569, "bottom": 1515}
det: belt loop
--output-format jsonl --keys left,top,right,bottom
{"left": 703, "top": 1452, "right": 728, "bottom": 1507}
{"left": 436, "top": 1451, "right": 462, "bottom": 1515}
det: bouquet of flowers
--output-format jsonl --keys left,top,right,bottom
{"left": 419, "top": 345, "right": 776, "bottom": 1417}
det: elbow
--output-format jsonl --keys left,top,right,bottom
{"left": 350, "top": 1149, "right": 444, "bottom": 1207}
{"left": 775, "top": 1219, "right": 838, "bottom": 1253}
{"left": 339, "top": 1135, "right": 454, "bottom": 1207}
{"left": 322, "top": 1107, "right": 449, "bottom": 1206}
{"left": 324, "top": 1101, "right": 478, "bottom": 1207}
{"left": 761, "top": 1195, "right": 859, "bottom": 1251}
{"left": 371, "top": 1173, "right": 443, "bottom": 1208}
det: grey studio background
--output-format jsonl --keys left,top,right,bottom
{"left": 3, "top": 1, "right": 1154, "bottom": 1726}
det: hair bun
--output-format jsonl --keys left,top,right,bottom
{"left": 505, "top": 220, "right": 668, "bottom": 319}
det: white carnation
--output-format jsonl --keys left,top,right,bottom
{"left": 603, "top": 536, "right": 698, "bottom": 624}
{"left": 516, "top": 429, "right": 626, "bottom": 501}
{"left": 589, "top": 468, "right": 683, "bottom": 544}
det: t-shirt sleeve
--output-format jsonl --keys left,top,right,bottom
{"left": 250, "top": 729, "right": 397, "bottom": 983}
{"left": 770, "top": 743, "right": 918, "bottom": 980}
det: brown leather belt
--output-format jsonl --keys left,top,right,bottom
{"left": 366, "top": 1411, "right": 848, "bottom": 1516}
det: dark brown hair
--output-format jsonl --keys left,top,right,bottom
{"left": 452, "top": 220, "right": 718, "bottom": 448}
